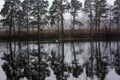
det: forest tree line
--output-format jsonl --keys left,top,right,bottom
{"left": 0, "top": 0, "right": 120, "bottom": 37}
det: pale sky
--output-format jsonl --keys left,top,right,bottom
{"left": 0, "top": 0, "right": 115, "bottom": 12}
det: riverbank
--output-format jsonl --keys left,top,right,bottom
{"left": 0, "top": 29, "right": 119, "bottom": 41}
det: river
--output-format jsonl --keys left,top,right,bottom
{"left": 0, "top": 41, "right": 120, "bottom": 80}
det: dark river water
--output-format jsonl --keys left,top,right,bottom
{"left": 0, "top": 41, "right": 120, "bottom": 80}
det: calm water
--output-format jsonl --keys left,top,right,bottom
{"left": 0, "top": 41, "right": 120, "bottom": 80}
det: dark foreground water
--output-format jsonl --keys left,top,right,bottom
{"left": 0, "top": 41, "right": 120, "bottom": 80}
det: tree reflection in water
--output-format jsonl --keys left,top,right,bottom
{"left": 50, "top": 42, "right": 68, "bottom": 80}
{"left": 86, "top": 41, "right": 108, "bottom": 80}
{"left": 1, "top": 41, "right": 120, "bottom": 80}
{"left": 114, "top": 41, "right": 120, "bottom": 75}
{"left": 1, "top": 41, "right": 50, "bottom": 80}
{"left": 71, "top": 43, "right": 83, "bottom": 78}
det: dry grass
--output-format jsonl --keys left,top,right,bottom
{"left": 0, "top": 28, "right": 119, "bottom": 39}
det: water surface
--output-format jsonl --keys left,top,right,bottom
{"left": 0, "top": 41, "right": 120, "bottom": 80}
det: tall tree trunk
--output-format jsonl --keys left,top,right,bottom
{"left": 27, "top": 13, "right": 29, "bottom": 39}
{"left": 60, "top": 0, "right": 64, "bottom": 38}
{"left": 95, "top": 10, "right": 98, "bottom": 36}
{"left": 72, "top": 9, "right": 76, "bottom": 36}
{"left": 109, "top": 11, "right": 112, "bottom": 33}
{"left": 98, "top": 3, "right": 102, "bottom": 36}
{"left": 18, "top": 15, "right": 21, "bottom": 35}
{"left": 10, "top": 9, "right": 13, "bottom": 36}
{"left": 89, "top": 5, "right": 93, "bottom": 37}
{"left": 58, "top": 20, "right": 60, "bottom": 38}
{"left": 37, "top": 1, "right": 41, "bottom": 79}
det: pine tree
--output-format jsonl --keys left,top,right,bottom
{"left": 94, "top": 0, "right": 107, "bottom": 34}
{"left": 84, "top": 0, "right": 107, "bottom": 35}
{"left": 84, "top": 0, "right": 94, "bottom": 35}
{"left": 0, "top": 0, "right": 21, "bottom": 35}
{"left": 22, "top": 0, "right": 33, "bottom": 36}
{"left": 49, "top": 0, "right": 61, "bottom": 26}
{"left": 113, "top": 0, "right": 120, "bottom": 33}
{"left": 49, "top": 0, "right": 62, "bottom": 37}
{"left": 30, "top": 0, "right": 49, "bottom": 29}
{"left": 49, "top": 0, "right": 67, "bottom": 38}
{"left": 29, "top": 1, "right": 49, "bottom": 79}
{"left": 71, "top": 0, "right": 82, "bottom": 35}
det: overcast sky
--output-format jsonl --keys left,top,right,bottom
{"left": 0, "top": 0, "right": 115, "bottom": 12}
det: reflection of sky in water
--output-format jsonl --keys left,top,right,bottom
{"left": 40, "top": 42, "right": 90, "bottom": 66}
{"left": 0, "top": 43, "right": 7, "bottom": 80}
{"left": 0, "top": 41, "right": 120, "bottom": 80}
